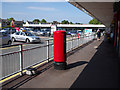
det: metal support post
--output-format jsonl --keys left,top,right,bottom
{"left": 94, "top": 33, "right": 95, "bottom": 39}
{"left": 19, "top": 44, "right": 23, "bottom": 75}
{"left": 47, "top": 40, "right": 49, "bottom": 62}
{"left": 77, "top": 37, "right": 79, "bottom": 47}
{"left": 71, "top": 36, "right": 73, "bottom": 50}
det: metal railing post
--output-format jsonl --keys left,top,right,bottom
{"left": 94, "top": 33, "right": 96, "bottom": 40}
{"left": 77, "top": 37, "right": 79, "bottom": 47}
{"left": 82, "top": 34, "right": 84, "bottom": 44}
{"left": 47, "top": 40, "right": 49, "bottom": 62}
{"left": 81, "top": 35, "right": 82, "bottom": 45}
{"left": 19, "top": 44, "right": 23, "bottom": 75}
{"left": 71, "top": 36, "right": 73, "bottom": 50}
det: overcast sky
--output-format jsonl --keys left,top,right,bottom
{"left": 2, "top": 2, "right": 93, "bottom": 24}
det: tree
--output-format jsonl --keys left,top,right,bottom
{"left": 75, "top": 22, "right": 82, "bottom": 24}
{"left": 52, "top": 21, "right": 60, "bottom": 24}
{"left": 61, "top": 20, "right": 69, "bottom": 24}
{"left": 33, "top": 19, "right": 40, "bottom": 24}
{"left": 7, "top": 17, "right": 15, "bottom": 25}
{"left": 69, "top": 22, "right": 73, "bottom": 24}
{"left": 89, "top": 18, "right": 101, "bottom": 24}
{"left": 8, "top": 17, "right": 15, "bottom": 22}
{"left": 40, "top": 19, "right": 47, "bottom": 24}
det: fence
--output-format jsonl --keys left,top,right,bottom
{"left": 0, "top": 33, "right": 96, "bottom": 80}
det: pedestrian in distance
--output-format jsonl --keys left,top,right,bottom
{"left": 97, "top": 29, "right": 101, "bottom": 41}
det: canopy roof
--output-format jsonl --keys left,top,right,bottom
{"left": 66, "top": 0, "right": 115, "bottom": 27}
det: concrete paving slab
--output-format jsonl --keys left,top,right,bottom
{"left": 2, "top": 37, "right": 119, "bottom": 89}
{"left": 17, "top": 38, "right": 103, "bottom": 88}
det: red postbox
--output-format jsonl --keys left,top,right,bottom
{"left": 53, "top": 30, "right": 67, "bottom": 70}
{"left": 78, "top": 33, "right": 80, "bottom": 38}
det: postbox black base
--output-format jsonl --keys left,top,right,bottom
{"left": 54, "top": 62, "right": 67, "bottom": 70}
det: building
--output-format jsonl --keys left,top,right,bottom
{"left": 66, "top": 1, "right": 120, "bottom": 57}
{"left": 0, "top": 19, "right": 9, "bottom": 28}
{"left": 0, "top": 18, "right": 23, "bottom": 28}
{"left": 25, "top": 21, "right": 33, "bottom": 24}
{"left": 14, "top": 21, "right": 23, "bottom": 27}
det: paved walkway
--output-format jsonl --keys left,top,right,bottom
{"left": 3, "top": 37, "right": 120, "bottom": 89}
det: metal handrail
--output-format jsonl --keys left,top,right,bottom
{"left": 0, "top": 33, "right": 97, "bottom": 80}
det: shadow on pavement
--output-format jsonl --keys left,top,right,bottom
{"left": 2, "top": 62, "right": 54, "bottom": 89}
{"left": 67, "top": 61, "right": 88, "bottom": 70}
{"left": 70, "top": 41, "right": 120, "bottom": 88}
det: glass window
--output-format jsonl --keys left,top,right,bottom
{"left": 0, "top": 32, "right": 8, "bottom": 36}
{"left": 25, "top": 32, "right": 34, "bottom": 36}
{"left": 15, "top": 32, "right": 20, "bottom": 35}
{"left": 21, "top": 32, "right": 25, "bottom": 36}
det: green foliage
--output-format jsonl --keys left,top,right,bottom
{"left": 2, "top": 27, "right": 6, "bottom": 29}
{"left": 8, "top": 17, "right": 15, "bottom": 22}
{"left": 61, "top": 20, "right": 69, "bottom": 24}
{"left": 89, "top": 18, "right": 101, "bottom": 24}
{"left": 40, "top": 19, "right": 47, "bottom": 24}
{"left": 69, "top": 22, "right": 73, "bottom": 24}
{"left": 2, "top": 25, "right": 11, "bottom": 29}
{"left": 52, "top": 21, "right": 59, "bottom": 24}
{"left": 75, "top": 22, "right": 82, "bottom": 25}
{"left": 6, "top": 25, "right": 11, "bottom": 28}
{"left": 33, "top": 19, "right": 40, "bottom": 24}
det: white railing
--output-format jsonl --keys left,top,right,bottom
{"left": 0, "top": 33, "right": 96, "bottom": 80}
